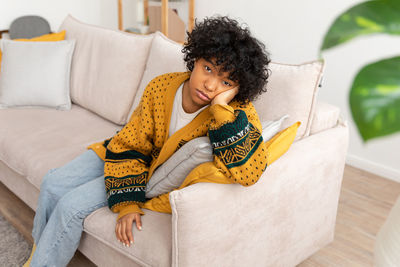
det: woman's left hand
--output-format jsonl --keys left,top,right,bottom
{"left": 211, "top": 86, "right": 239, "bottom": 106}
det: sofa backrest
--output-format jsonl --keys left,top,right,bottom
{"left": 59, "top": 15, "right": 154, "bottom": 125}
{"left": 126, "top": 31, "right": 187, "bottom": 122}
{"left": 253, "top": 61, "right": 324, "bottom": 140}
{"left": 58, "top": 15, "right": 324, "bottom": 140}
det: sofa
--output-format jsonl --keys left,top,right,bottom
{"left": 0, "top": 15, "right": 349, "bottom": 267}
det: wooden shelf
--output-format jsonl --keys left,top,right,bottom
{"left": 118, "top": 0, "right": 195, "bottom": 38}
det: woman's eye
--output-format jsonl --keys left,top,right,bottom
{"left": 223, "top": 81, "right": 231, "bottom": 86}
{"left": 205, "top": 66, "right": 211, "bottom": 72}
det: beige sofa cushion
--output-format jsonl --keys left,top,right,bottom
{"left": 0, "top": 105, "right": 120, "bottom": 189}
{"left": 83, "top": 207, "right": 171, "bottom": 267}
{"left": 127, "top": 31, "right": 186, "bottom": 122}
{"left": 59, "top": 15, "right": 154, "bottom": 125}
{"left": 310, "top": 101, "right": 340, "bottom": 135}
{"left": 253, "top": 61, "right": 324, "bottom": 140}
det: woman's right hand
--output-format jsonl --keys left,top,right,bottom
{"left": 115, "top": 212, "right": 142, "bottom": 247}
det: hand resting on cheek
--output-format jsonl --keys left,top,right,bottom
{"left": 211, "top": 86, "right": 239, "bottom": 106}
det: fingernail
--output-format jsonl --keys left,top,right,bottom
{"left": 130, "top": 241, "right": 133, "bottom": 244}
{"left": 139, "top": 226, "right": 142, "bottom": 230}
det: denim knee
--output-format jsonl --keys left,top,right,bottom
{"left": 55, "top": 194, "right": 104, "bottom": 222}
{"left": 40, "top": 168, "right": 58, "bottom": 191}
{"left": 38, "top": 168, "right": 65, "bottom": 204}
{"left": 54, "top": 196, "right": 83, "bottom": 221}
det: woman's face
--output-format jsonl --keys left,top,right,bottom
{"left": 185, "top": 58, "right": 237, "bottom": 111}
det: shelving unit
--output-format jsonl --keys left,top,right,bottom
{"left": 118, "top": 0, "right": 195, "bottom": 38}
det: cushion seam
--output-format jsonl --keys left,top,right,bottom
{"left": 0, "top": 157, "right": 26, "bottom": 177}
{"left": 82, "top": 227, "right": 153, "bottom": 267}
{"left": 270, "top": 59, "right": 322, "bottom": 67}
{"left": 169, "top": 192, "right": 180, "bottom": 267}
{"left": 303, "top": 61, "right": 325, "bottom": 139}
{"left": 60, "top": 15, "right": 155, "bottom": 40}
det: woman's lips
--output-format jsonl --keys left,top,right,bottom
{"left": 196, "top": 89, "right": 210, "bottom": 101}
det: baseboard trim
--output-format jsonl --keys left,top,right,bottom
{"left": 346, "top": 154, "right": 400, "bottom": 183}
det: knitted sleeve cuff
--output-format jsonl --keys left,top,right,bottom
{"left": 209, "top": 104, "right": 236, "bottom": 127}
{"left": 117, "top": 204, "right": 145, "bottom": 221}
{"left": 87, "top": 141, "right": 107, "bottom": 161}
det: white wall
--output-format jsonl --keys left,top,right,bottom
{"left": 1, "top": 0, "right": 399, "bottom": 182}
{"left": 194, "top": 0, "right": 400, "bottom": 182}
{"left": 0, "top": 0, "right": 118, "bottom": 31}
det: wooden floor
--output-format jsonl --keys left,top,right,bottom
{"left": 299, "top": 165, "right": 400, "bottom": 267}
{"left": 0, "top": 182, "right": 95, "bottom": 266}
{"left": 1, "top": 164, "right": 400, "bottom": 266}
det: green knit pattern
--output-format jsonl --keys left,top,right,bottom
{"left": 208, "top": 110, "right": 263, "bottom": 168}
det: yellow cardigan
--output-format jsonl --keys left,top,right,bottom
{"left": 88, "top": 72, "right": 268, "bottom": 220}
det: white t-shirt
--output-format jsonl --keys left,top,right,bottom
{"left": 169, "top": 83, "right": 209, "bottom": 137}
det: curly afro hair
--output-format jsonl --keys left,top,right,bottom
{"left": 182, "top": 16, "right": 271, "bottom": 104}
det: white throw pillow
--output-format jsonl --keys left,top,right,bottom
{"left": 146, "top": 136, "right": 212, "bottom": 198}
{"left": 145, "top": 114, "right": 288, "bottom": 198}
{"left": 261, "top": 114, "right": 289, "bottom": 141}
{"left": 0, "top": 39, "right": 75, "bottom": 110}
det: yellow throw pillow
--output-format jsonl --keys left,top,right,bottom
{"left": 265, "top": 121, "right": 301, "bottom": 165}
{"left": 0, "top": 30, "right": 66, "bottom": 72}
{"left": 14, "top": 30, "right": 66, "bottom": 42}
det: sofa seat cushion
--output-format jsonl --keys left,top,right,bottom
{"left": 0, "top": 104, "right": 121, "bottom": 189}
{"left": 83, "top": 207, "right": 172, "bottom": 267}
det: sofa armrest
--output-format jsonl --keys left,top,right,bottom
{"left": 310, "top": 101, "right": 341, "bottom": 135}
{"left": 169, "top": 122, "right": 349, "bottom": 267}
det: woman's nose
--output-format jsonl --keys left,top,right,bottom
{"left": 204, "top": 78, "right": 217, "bottom": 92}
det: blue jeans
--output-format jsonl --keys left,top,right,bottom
{"left": 31, "top": 149, "right": 107, "bottom": 267}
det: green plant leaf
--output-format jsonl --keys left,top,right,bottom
{"left": 350, "top": 56, "right": 400, "bottom": 141}
{"left": 321, "top": 0, "right": 400, "bottom": 51}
